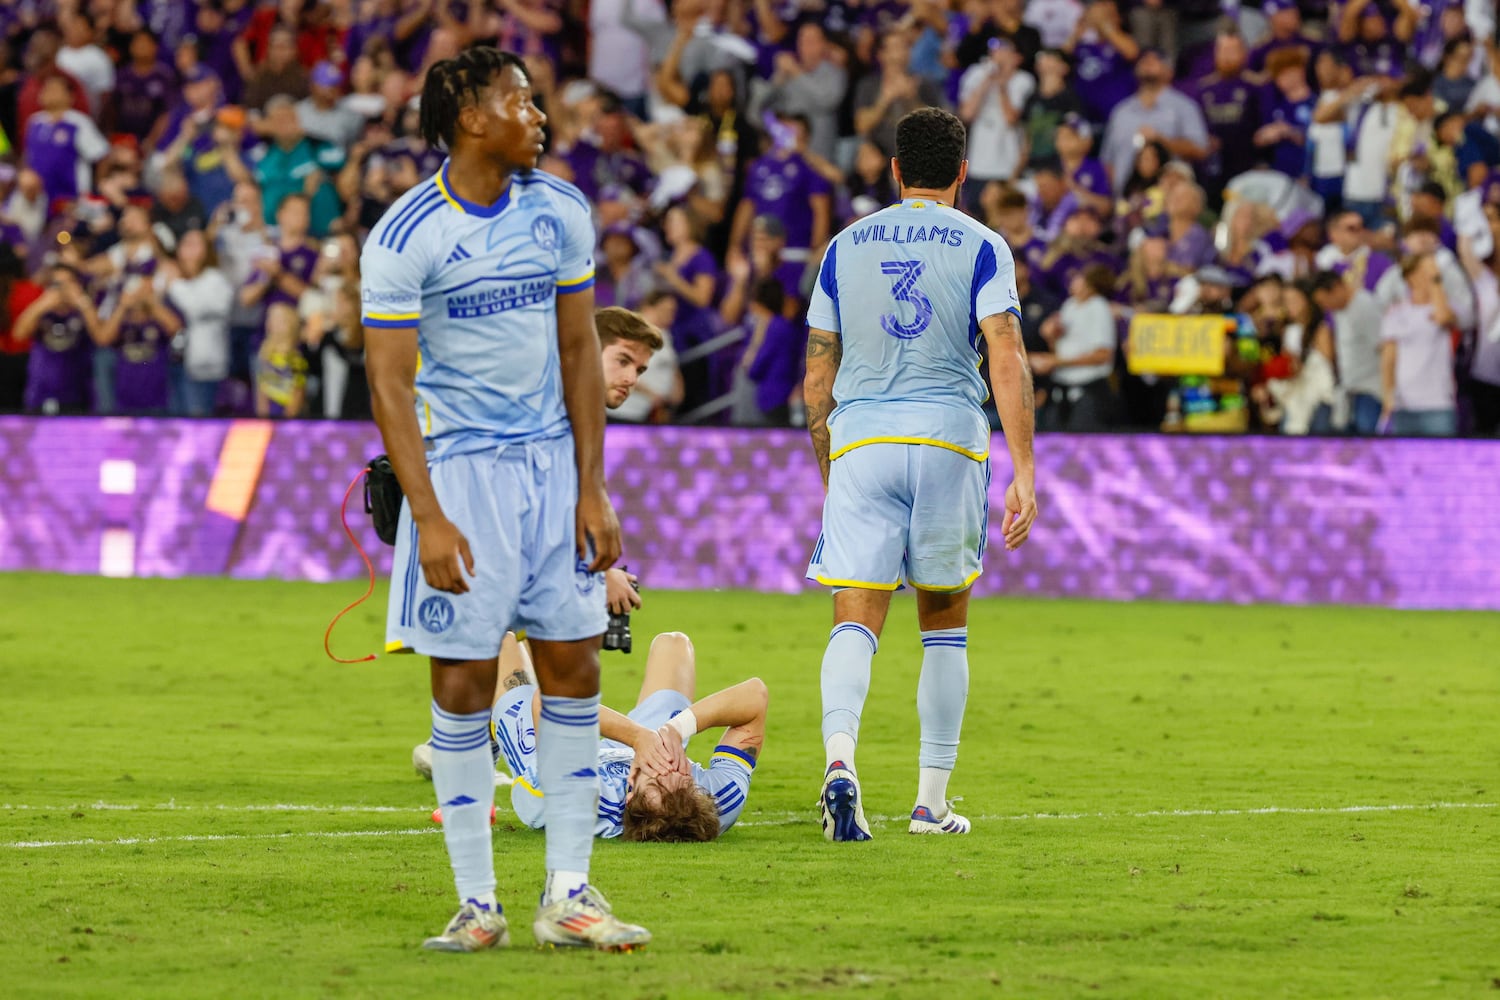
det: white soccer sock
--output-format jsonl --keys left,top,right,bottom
{"left": 915, "top": 627, "right": 968, "bottom": 810}
{"left": 537, "top": 694, "right": 600, "bottom": 903}
{"left": 822, "top": 622, "right": 877, "bottom": 771}
{"left": 917, "top": 768, "right": 952, "bottom": 813}
{"left": 543, "top": 870, "right": 590, "bottom": 905}
{"left": 430, "top": 702, "right": 497, "bottom": 906}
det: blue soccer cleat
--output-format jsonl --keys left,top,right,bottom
{"left": 820, "top": 761, "right": 873, "bottom": 842}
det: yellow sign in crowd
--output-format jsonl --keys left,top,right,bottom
{"left": 1126, "top": 315, "right": 1232, "bottom": 377}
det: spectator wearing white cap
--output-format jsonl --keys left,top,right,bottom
{"left": 958, "top": 36, "right": 1034, "bottom": 203}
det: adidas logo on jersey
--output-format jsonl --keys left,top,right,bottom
{"left": 446, "top": 244, "right": 472, "bottom": 264}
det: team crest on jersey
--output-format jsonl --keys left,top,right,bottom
{"left": 532, "top": 215, "right": 560, "bottom": 251}
{"left": 418, "top": 595, "right": 455, "bottom": 634}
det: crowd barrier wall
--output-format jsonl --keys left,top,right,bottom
{"left": 2, "top": 417, "right": 1496, "bottom": 610}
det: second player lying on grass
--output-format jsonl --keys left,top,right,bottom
{"left": 418, "top": 630, "right": 766, "bottom": 841}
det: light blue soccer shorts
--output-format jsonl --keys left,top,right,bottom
{"left": 806, "top": 443, "right": 991, "bottom": 592}
{"left": 386, "top": 433, "right": 607, "bottom": 660}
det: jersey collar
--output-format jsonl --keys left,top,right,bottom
{"left": 435, "top": 159, "right": 513, "bottom": 218}
{"left": 899, "top": 196, "right": 950, "bottom": 209}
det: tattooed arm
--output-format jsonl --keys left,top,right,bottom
{"left": 804, "top": 327, "right": 843, "bottom": 490}
{"left": 980, "top": 310, "right": 1039, "bottom": 550}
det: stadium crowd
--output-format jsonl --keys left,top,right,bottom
{"left": 0, "top": 0, "right": 1498, "bottom": 436}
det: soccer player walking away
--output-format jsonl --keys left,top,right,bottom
{"left": 803, "top": 108, "right": 1039, "bottom": 842}
{"left": 362, "top": 48, "right": 652, "bottom": 951}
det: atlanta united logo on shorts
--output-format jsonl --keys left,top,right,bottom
{"left": 532, "top": 215, "right": 560, "bottom": 251}
{"left": 418, "top": 595, "right": 455, "bottom": 634}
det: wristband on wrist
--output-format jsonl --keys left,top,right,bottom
{"left": 666, "top": 709, "right": 698, "bottom": 745}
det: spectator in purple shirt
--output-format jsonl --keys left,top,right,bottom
{"left": 654, "top": 203, "right": 722, "bottom": 371}
{"left": 595, "top": 223, "right": 656, "bottom": 311}
{"left": 23, "top": 74, "right": 109, "bottom": 214}
{"left": 728, "top": 112, "right": 832, "bottom": 269}
{"left": 1063, "top": 0, "right": 1140, "bottom": 122}
{"left": 1056, "top": 113, "right": 1112, "bottom": 220}
{"left": 111, "top": 29, "right": 177, "bottom": 149}
{"left": 1028, "top": 159, "right": 1077, "bottom": 242}
{"left": 731, "top": 277, "right": 803, "bottom": 427}
{"left": 1256, "top": 49, "right": 1315, "bottom": 179}
{"left": 1037, "top": 205, "right": 1118, "bottom": 298}
{"left": 156, "top": 64, "right": 224, "bottom": 155}
{"left": 1155, "top": 182, "right": 1214, "bottom": 277}
{"left": 991, "top": 183, "right": 1049, "bottom": 277}
{"left": 99, "top": 279, "right": 183, "bottom": 415}
{"left": 1249, "top": 0, "right": 1320, "bottom": 76}
{"left": 1338, "top": 0, "right": 1415, "bottom": 79}
{"left": 561, "top": 90, "right": 654, "bottom": 203}
{"left": 193, "top": 0, "right": 257, "bottom": 103}
{"left": 238, "top": 192, "right": 318, "bottom": 340}
{"left": 1196, "top": 31, "right": 1260, "bottom": 202}
{"left": 13, "top": 265, "right": 103, "bottom": 414}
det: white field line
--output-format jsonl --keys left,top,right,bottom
{"left": 6, "top": 828, "right": 441, "bottom": 849}
{"left": 1, "top": 802, "right": 427, "bottom": 813}
{"left": 741, "top": 800, "right": 1499, "bottom": 827}
{"left": 2, "top": 800, "right": 1493, "bottom": 849}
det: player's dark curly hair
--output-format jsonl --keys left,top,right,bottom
{"left": 418, "top": 46, "right": 528, "bottom": 150}
{"left": 894, "top": 108, "right": 967, "bottom": 192}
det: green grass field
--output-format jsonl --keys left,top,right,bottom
{"left": 1, "top": 573, "right": 1497, "bottom": 999}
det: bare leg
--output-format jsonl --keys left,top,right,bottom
{"left": 635, "top": 631, "right": 696, "bottom": 706}
{"left": 833, "top": 588, "right": 893, "bottom": 634}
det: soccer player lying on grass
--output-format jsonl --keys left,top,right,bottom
{"left": 421, "top": 630, "right": 766, "bottom": 841}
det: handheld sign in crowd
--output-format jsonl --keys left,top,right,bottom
{"left": 1126, "top": 314, "right": 1233, "bottom": 377}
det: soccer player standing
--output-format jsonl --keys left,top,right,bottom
{"left": 362, "top": 48, "right": 649, "bottom": 951}
{"left": 803, "top": 108, "right": 1039, "bottom": 842}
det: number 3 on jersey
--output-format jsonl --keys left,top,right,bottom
{"left": 879, "top": 260, "right": 933, "bottom": 340}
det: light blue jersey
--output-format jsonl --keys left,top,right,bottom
{"left": 495, "top": 686, "right": 756, "bottom": 839}
{"left": 805, "top": 198, "right": 1021, "bottom": 462}
{"left": 360, "top": 161, "right": 596, "bottom": 460}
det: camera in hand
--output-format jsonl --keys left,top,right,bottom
{"left": 602, "top": 578, "right": 641, "bottom": 654}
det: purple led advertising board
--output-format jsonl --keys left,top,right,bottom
{"left": 0, "top": 416, "right": 1496, "bottom": 610}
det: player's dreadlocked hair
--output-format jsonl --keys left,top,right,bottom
{"left": 418, "top": 46, "right": 528, "bottom": 150}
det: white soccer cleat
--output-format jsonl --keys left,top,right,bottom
{"left": 533, "top": 885, "right": 651, "bottom": 952}
{"left": 412, "top": 741, "right": 433, "bottom": 779}
{"left": 908, "top": 803, "right": 971, "bottom": 835}
{"left": 820, "top": 761, "right": 873, "bottom": 842}
{"left": 422, "top": 901, "right": 510, "bottom": 952}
